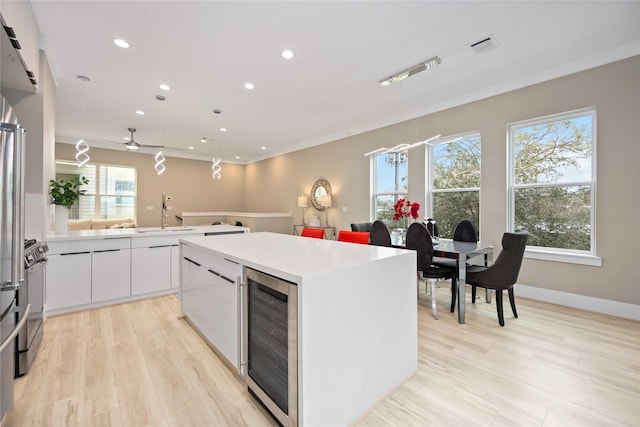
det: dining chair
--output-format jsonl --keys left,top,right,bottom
{"left": 337, "top": 230, "right": 370, "bottom": 244}
{"left": 350, "top": 222, "right": 373, "bottom": 232}
{"left": 405, "top": 222, "right": 457, "bottom": 320}
{"left": 300, "top": 227, "right": 325, "bottom": 239}
{"left": 368, "top": 220, "right": 392, "bottom": 247}
{"left": 466, "top": 232, "right": 528, "bottom": 326}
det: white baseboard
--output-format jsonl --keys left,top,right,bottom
{"left": 515, "top": 284, "right": 640, "bottom": 321}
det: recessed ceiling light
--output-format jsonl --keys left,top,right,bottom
{"left": 159, "top": 84, "right": 170, "bottom": 91}
{"left": 235, "top": 156, "right": 240, "bottom": 159}
{"left": 136, "top": 110, "right": 145, "bottom": 115}
{"left": 244, "top": 82, "right": 255, "bottom": 90}
{"left": 281, "top": 49, "right": 294, "bottom": 59}
{"left": 188, "top": 146, "right": 195, "bottom": 150}
{"left": 261, "top": 146, "right": 267, "bottom": 150}
{"left": 219, "top": 127, "right": 227, "bottom": 132}
{"left": 201, "top": 137, "right": 207, "bottom": 143}
{"left": 113, "top": 38, "right": 130, "bottom": 49}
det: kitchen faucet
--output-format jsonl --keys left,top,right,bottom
{"left": 162, "top": 192, "right": 172, "bottom": 229}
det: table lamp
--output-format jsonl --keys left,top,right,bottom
{"left": 297, "top": 194, "right": 308, "bottom": 226}
{"left": 320, "top": 194, "right": 332, "bottom": 226}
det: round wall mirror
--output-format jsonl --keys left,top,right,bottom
{"left": 310, "top": 179, "right": 332, "bottom": 211}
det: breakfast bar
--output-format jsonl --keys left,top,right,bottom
{"left": 179, "top": 232, "right": 417, "bottom": 426}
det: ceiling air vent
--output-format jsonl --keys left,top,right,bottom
{"left": 470, "top": 35, "right": 499, "bottom": 53}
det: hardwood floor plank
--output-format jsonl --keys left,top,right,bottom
{"left": 10, "top": 288, "right": 640, "bottom": 427}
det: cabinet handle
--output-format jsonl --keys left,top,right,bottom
{"left": 60, "top": 251, "right": 90, "bottom": 256}
{"left": 93, "top": 249, "right": 120, "bottom": 253}
{"left": 149, "top": 245, "right": 172, "bottom": 249}
{"left": 183, "top": 257, "right": 200, "bottom": 267}
{"left": 207, "top": 268, "right": 234, "bottom": 284}
{"left": 224, "top": 257, "right": 239, "bottom": 265}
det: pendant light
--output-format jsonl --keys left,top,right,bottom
{"left": 75, "top": 75, "right": 90, "bottom": 167}
{"left": 211, "top": 109, "right": 222, "bottom": 180}
{"left": 154, "top": 95, "right": 166, "bottom": 175}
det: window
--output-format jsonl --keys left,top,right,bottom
{"left": 372, "top": 151, "right": 408, "bottom": 227}
{"left": 56, "top": 161, "right": 137, "bottom": 221}
{"left": 428, "top": 133, "right": 481, "bottom": 238}
{"left": 508, "top": 108, "right": 595, "bottom": 255}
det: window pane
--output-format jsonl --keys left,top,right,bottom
{"left": 99, "top": 196, "right": 135, "bottom": 219}
{"left": 99, "top": 165, "right": 136, "bottom": 195}
{"left": 432, "top": 191, "right": 479, "bottom": 238}
{"left": 433, "top": 136, "right": 481, "bottom": 190}
{"left": 376, "top": 152, "right": 408, "bottom": 193}
{"left": 375, "top": 194, "right": 404, "bottom": 227}
{"left": 514, "top": 115, "right": 592, "bottom": 185}
{"left": 514, "top": 186, "right": 591, "bottom": 251}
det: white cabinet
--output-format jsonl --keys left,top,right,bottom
{"left": 170, "top": 244, "right": 180, "bottom": 288}
{"left": 92, "top": 239, "right": 131, "bottom": 302}
{"left": 131, "top": 235, "right": 176, "bottom": 295}
{"left": 46, "top": 238, "right": 132, "bottom": 311}
{"left": 181, "top": 244, "right": 243, "bottom": 370}
{"left": 45, "top": 252, "right": 91, "bottom": 310}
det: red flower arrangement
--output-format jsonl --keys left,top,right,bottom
{"left": 393, "top": 198, "right": 420, "bottom": 222}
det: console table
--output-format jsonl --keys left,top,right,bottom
{"left": 292, "top": 224, "right": 336, "bottom": 239}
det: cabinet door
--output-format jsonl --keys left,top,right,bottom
{"left": 131, "top": 246, "right": 171, "bottom": 295}
{"left": 181, "top": 253, "right": 240, "bottom": 369}
{"left": 45, "top": 252, "right": 91, "bottom": 310}
{"left": 170, "top": 244, "right": 180, "bottom": 288}
{"left": 92, "top": 249, "right": 131, "bottom": 302}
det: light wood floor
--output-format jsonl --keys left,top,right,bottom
{"left": 9, "top": 285, "right": 640, "bottom": 426}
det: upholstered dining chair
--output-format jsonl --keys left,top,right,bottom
{"left": 337, "top": 230, "right": 370, "bottom": 244}
{"left": 350, "top": 222, "right": 373, "bottom": 232}
{"left": 300, "top": 227, "right": 325, "bottom": 239}
{"left": 466, "top": 232, "right": 528, "bottom": 326}
{"left": 453, "top": 219, "right": 478, "bottom": 242}
{"left": 369, "top": 220, "right": 392, "bottom": 247}
{"left": 405, "top": 222, "right": 457, "bottom": 320}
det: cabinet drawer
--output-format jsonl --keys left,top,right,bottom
{"left": 131, "top": 235, "right": 179, "bottom": 249}
{"left": 47, "top": 237, "right": 130, "bottom": 254}
{"left": 186, "top": 246, "right": 242, "bottom": 283}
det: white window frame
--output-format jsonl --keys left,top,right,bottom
{"left": 55, "top": 160, "right": 137, "bottom": 222}
{"left": 507, "top": 107, "right": 600, "bottom": 266}
{"left": 370, "top": 151, "right": 409, "bottom": 221}
{"left": 426, "top": 132, "right": 481, "bottom": 236}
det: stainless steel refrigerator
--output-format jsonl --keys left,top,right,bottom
{"left": 0, "top": 96, "right": 26, "bottom": 423}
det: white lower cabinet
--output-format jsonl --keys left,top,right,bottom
{"left": 45, "top": 252, "right": 92, "bottom": 310}
{"left": 181, "top": 245, "right": 243, "bottom": 371}
{"left": 170, "top": 245, "right": 180, "bottom": 288}
{"left": 131, "top": 236, "right": 177, "bottom": 295}
{"left": 92, "top": 248, "right": 131, "bottom": 302}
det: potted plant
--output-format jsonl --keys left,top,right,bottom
{"left": 49, "top": 176, "right": 89, "bottom": 233}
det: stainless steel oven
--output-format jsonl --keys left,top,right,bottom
{"left": 244, "top": 267, "right": 298, "bottom": 427}
{"left": 15, "top": 240, "right": 47, "bottom": 377}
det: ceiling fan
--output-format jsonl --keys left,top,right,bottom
{"left": 104, "top": 127, "right": 164, "bottom": 151}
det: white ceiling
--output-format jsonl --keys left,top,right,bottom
{"left": 29, "top": 1, "right": 640, "bottom": 163}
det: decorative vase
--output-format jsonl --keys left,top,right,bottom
{"left": 55, "top": 205, "right": 69, "bottom": 233}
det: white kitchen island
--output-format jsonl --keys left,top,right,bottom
{"left": 179, "top": 232, "right": 417, "bottom": 427}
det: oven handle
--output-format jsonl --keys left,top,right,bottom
{"left": 0, "top": 304, "right": 30, "bottom": 353}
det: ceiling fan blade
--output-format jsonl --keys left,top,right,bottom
{"left": 141, "top": 144, "right": 164, "bottom": 148}
{"left": 101, "top": 138, "right": 126, "bottom": 145}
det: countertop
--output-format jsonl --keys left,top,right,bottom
{"left": 180, "top": 231, "right": 411, "bottom": 283}
{"left": 181, "top": 211, "right": 292, "bottom": 218}
{"left": 46, "top": 225, "right": 248, "bottom": 242}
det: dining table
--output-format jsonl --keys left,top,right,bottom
{"left": 432, "top": 238, "right": 494, "bottom": 324}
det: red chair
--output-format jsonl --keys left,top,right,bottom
{"left": 301, "top": 227, "right": 325, "bottom": 239}
{"left": 337, "top": 230, "right": 370, "bottom": 244}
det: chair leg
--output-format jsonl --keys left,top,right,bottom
{"left": 450, "top": 278, "right": 457, "bottom": 313}
{"left": 471, "top": 285, "right": 477, "bottom": 304}
{"left": 430, "top": 279, "right": 438, "bottom": 320}
{"left": 495, "top": 290, "right": 505, "bottom": 326}
{"left": 508, "top": 287, "right": 518, "bottom": 318}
